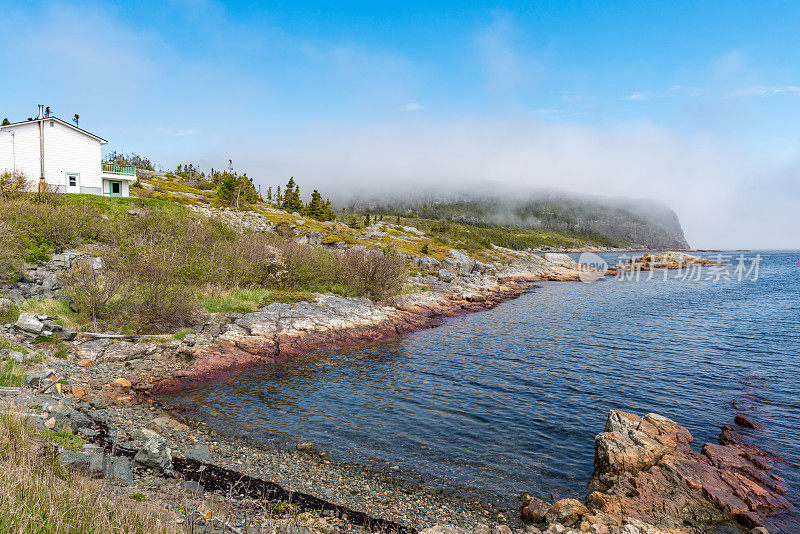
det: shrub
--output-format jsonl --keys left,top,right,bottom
{"left": 338, "top": 248, "right": 405, "bottom": 299}
{"left": 0, "top": 171, "right": 30, "bottom": 199}
{"left": 5, "top": 196, "right": 408, "bottom": 332}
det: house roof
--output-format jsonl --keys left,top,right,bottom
{"left": 0, "top": 116, "right": 108, "bottom": 144}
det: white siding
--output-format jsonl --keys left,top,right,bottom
{"left": 0, "top": 122, "right": 42, "bottom": 181}
{"left": 43, "top": 120, "right": 103, "bottom": 193}
{"left": 0, "top": 120, "right": 105, "bottom": 194}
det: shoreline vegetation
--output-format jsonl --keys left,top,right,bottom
{"left": 0, "top": 173, "right": 791, "bottom": 533}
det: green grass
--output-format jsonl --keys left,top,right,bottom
{"left": 129, "top": 493, "right": 146, "bottom": 502}
{"left": 0, "top": 301, "right": 19, "bottom": 323}
{"left": 42, "top": 429, "right": 87, "bottom": 452}
{"left": 0, "top": 359, "right": 24, "bottom": 387}
{"left": 0, "top": 411, "right": 179, "bottom": 533}
{"left": 0, "top": 335, "right": 28, "bottom": 353}
{"left": 199, "top": 288, "right": 315, "bottom": 314}
{"left": 172, "top": 328, "right": 195, "bottom": 341}
{"left": 17, "top": 299, "right": 85, "bottom": 332}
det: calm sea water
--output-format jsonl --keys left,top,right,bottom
{"left": 158, "top": 251, "right": 799, "bottom": 528}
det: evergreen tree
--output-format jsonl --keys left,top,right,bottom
{"left": 304, "top": 189, "right": 324, "bottom": 220}
{"left": 267, "top": 186, "right": 272, "bottom": 202}
{"left": 364, "top": 212, "right": 371, "bottom": 227}
{"left": 276, "top": 186, "right": 282, "bottom": 204}
{"left": 396, "top": 215, "right": 401, "bottom": 225}
{"left": 281, "top": 177, "right": 303, "bottom": 212}
{"left": 1, "top": 118, "right": 9, "bottom": 126}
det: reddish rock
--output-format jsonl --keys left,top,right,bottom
{"left": 520, "top": 494, "right": 551, "bottom": 523}
{"left": 544, "top": 498, "right": 588, "bottom": 527}
{"left": 734, "top": 413, "right": 763, "bottom": 429}
{"left": 76, "top": 358, "right": 95, "bottom": 368}
{"left": 583, "top": 411, "right": 792, "bottom": 532}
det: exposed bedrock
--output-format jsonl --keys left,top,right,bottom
{"left": 153, "top": 267, "right": 576, "bottom": 392}
{"left": 518, "top": 410, "right": 792, "bottom": 534}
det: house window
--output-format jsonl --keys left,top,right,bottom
{"left": 50, "top": 121, "right": 54, "bottom": 127}
{"left": 112, "top": 182, "right": 121, "bottom": 195}
{"left": 69, "top": 176, "right": 77, "bottom": 187}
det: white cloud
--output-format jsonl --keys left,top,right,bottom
{"left": 224, "top": 116, "right": 798, "bottom": 249}
{"left": 403, "top": 103, "right": 425, "bottom": 112}
{"left": 474, "top": 11, "right": 540, "bottom": 93}
{"left": 157, "top": 127, "right": 198, "bottom": 137}
{"left": 729, "top": 85, "right": 800, "bottom": 97}
{"left": 625, "top": 92, "right": 649, "bottom": 101}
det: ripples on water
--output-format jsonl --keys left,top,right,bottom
{"left": 158, "top": 252, "right": 800, "bottom": 528}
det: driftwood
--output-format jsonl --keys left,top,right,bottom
{"left": 77, "top": 333, "right": 140, "bottom": 340}
{"left": 0, "top": 387, "right": 24, "bottom": 396}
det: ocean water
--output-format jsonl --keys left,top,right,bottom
{"left": 157, "top": 251, "right": 800, "bottom": 529}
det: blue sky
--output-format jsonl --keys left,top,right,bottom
{"left": 1, "top": 1, "right": 799, "bottom": 247}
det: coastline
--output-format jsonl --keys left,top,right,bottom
{"left": 3, "top": 252, "right": 793, "bottom": 533}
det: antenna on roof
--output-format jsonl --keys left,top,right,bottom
{"left": 73, "top": 114, "right": 79, "bottom": 126}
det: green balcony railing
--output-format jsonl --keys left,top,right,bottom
{"left": 101, "top": 162, "right": 136, "bottom": 176}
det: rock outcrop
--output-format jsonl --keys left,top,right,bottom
{"left": 154, "top": 257, "right": 584, "bottom": 391}
{"left": 521, "top": 410, "right": 793, "bottom": 534}
{"left": 607, "top": 252, "right": 721, "bottom": 273}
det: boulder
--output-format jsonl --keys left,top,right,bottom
{"left": 58, "top": 451, "right": 91, "bottom": 472}
{"left": 544, "top": 498, "right": 588, "bottom": 527}
{"left": 419, "top": 256, "right": 441, "bottom": 271}
{"left": 183, "top": 444, "right": 212, "bottom": 463}
{"left": 442, "top": 249, "right": 475, "bottom": 276}
{"left": 133, "top": 429, "right": 173, "bottom": 475}
{"left": 437, "top": 269, "right": 455, "bottom": 283}
{"left": 584, "top": 411, "right": 792, "bottom": 532}
{"left": 89, "top": 453, "right": 134, "bottom": 486}
{"left": 734, "top": 413, "right": 762, "bottom": 429}
{"left": 14, "top": 313, "right": 44, "bottom": 335}
{"left": 521, "top": 495, "right": 551, "bottom": 523}
{"left": 7, "top": 350, "right": 27, "bottom": 363}
{"left": 589, "top": 411, "right": 692, "bottom": 491}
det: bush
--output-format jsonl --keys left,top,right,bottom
{"left": 0, "top": 171, "right": 30, "bottom": 199}
{"left": 4, "top": 196, "right": 407, "bottom": 332}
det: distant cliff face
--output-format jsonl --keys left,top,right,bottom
{"left": 358, "top": 192, "right": 690, "bottom": 250}
{"left": 512, "top": 196, "right": 690, "bottom": 249}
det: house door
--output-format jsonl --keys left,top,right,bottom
{"left": 109, "top": 181, "right": 122, "bottom": 197}
{"left": 66, "top": 173, "right": 80, "bottom": 193}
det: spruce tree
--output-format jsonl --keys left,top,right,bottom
{"left": 1, "top": 118, "right": 10, "bottom": 126}
{"left": 364, "top": 212, "right": 371, "bottom": 227}
{"left": 305, "top": 189, "right": 324, "bottom": 220}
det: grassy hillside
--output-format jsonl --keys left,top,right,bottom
{"left": 0, "top": 194, "right": 405, "bottom": 333}
{"left": 127, "top": 172, "right": 631, "bottom": 252}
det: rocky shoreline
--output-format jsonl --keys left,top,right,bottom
{"left": 1, "top": 249, "right": 794, "bottom": 533}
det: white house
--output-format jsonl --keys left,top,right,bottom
{"left": 0, "top": 105, "right": 136, "bottom": 197}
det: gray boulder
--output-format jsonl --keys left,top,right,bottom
{"left": 437, "top": 269, "right": 455, "bottom": 283}
{"left": 419, "top": 256, "right": 441, "bottom": 271}
{"left": 183, "top": 444, "right": 212, "bottom": 463}
{"left": 7, "top": 350, "right": 27, "bottom": 363}
{"left": 90, "top": 453, "right": 134, "bottom": 486}
{"left": 442, "top": 249, "right": 475, "bottom": 275}
{"left": 133, "top": 429, "right": 173, "bottom": 475}
{"left": 15, "top": 313, "right": 44, "bottom": 335}
{"left": 307, "top": 231, "right": 326, "bottom": 246}
{"left": 58, "top": 451, "right": 91, "bottom": 471}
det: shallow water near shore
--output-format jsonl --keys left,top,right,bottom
{"left": 158, "top": 251, "right": 800, "bottom": 530}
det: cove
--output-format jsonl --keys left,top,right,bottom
{"left": 156, "top": 251, "right": 800, "bottom": 525}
